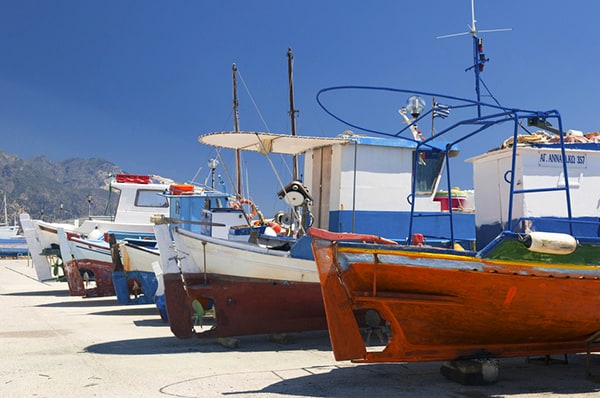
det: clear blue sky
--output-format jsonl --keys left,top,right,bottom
{"left": 1, "top": 1, "right": 599, "bottom": 214}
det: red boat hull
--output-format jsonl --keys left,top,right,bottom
{"left": 163, "top": 272, "right": 327, "bottom": 339}
{"left": 62, "top": 259, "right": 115, "bottom": 297}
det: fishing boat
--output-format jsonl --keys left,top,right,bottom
{"left": 154, "top": 140, "right": 335, "bottom": 339}
{"left": 117, "top": 241, "right": 167, "bottom": 318}
{"left": 0, "top": 224, "right": 28, "bottom": 258}
{"left": 0, "top": 234, "right": 28, "bottom": 257}
{"left": 308, "top": 74, "right": 600, "bottom": 366}
{"left": 20, "top": 213, "right": 77, "bottom": 281}
{"left": 22, "top": 174, "right": 172, "bottom": 298}
{"left": 0, "top": 194, "right": 28, "bottom": 257}
{"left": 307, "top": 2, "right": 600, "bottom": 368}
{"left": 154, "top": 53, "right": 475, "bottom": 339}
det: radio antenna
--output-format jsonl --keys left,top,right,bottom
{"left": 437, "top": 0, "right": 511, "bottom": 115}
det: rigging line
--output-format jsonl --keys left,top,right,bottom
{"left": 214, "top": 147, "right": 238, "bottom": 197}
{"left": 220, "top": 108, "right": 234, "bottom": 132}
{"left": 278, "top": 153, "right": 293, "bottom": 181}
{"left": 244, "top": 162, "right": 250, "bottom": 199}
{"left": 251, "top": 132, "right": 304, "bottom": 229}
{"left": 237, "top": 70, "right": 271, "bottom": 132}
{"left": 189, "top": 165, "right": 204, "bottom": 185}
{"left": 277, "top": 114, "right": 298, "bottom": 180}
{"left": 479, "top": 77, "right": 503, "bottom": 108}
{"left": 252, "top": 132, "right": 287, "bottom": 194}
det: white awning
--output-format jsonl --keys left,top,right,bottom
{"left": 198, "top": 131, "right": 350, "bottom": 155}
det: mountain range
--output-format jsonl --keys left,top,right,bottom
{"left": 0, "top": 150, "right": 124, "bottom": 224}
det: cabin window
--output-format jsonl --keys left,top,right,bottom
{"left": 413, "top": 151, "right": 444, "bottom": 194}
{"left": 135, "top": 189, "right": 169, "bottom": 208}
{"left": 203, "top": 195, "right": 230, "bottom": 210}
{"left": 212, "top": 197, "right": 227, "bottom": 209}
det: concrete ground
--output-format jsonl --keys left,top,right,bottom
{"left": 1, "top": 258, "right": 600, "bottom": 398}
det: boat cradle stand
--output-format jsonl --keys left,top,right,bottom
{"left": 440, "top": 359, "right": 499, "bottom": 385}
{"left": 586, "top": 330, "right": 600, "bottom": 381}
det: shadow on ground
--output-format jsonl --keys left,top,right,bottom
{"left": 2, "top": 289, "right": 71, "bottom": 297}
{"left": 133, "top": 318, "right": 169, "bottom": 327}
{"left": 160, "top": 356, "right": 600, "bottom": 398}
{"left": 85, "top": 330, "right": 332, "bottom": 356}
{"left": 91, "top": 306, "right": 159, "bottom": 317}
{"left": 36, "top": 298, "right": 119, "bottom": 307}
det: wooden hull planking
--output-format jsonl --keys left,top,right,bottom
{"left": 311, "top": 237, "right": 600, "bottom": 363}
{"left": 163, "top": 272, "right": 326, "bottom": 339}
{"left": 62, "top": 258, "right": 115, "bottom": 297}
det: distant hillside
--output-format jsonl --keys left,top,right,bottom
{"left": 0, "top": 150, "right": 124, "bottom": 224}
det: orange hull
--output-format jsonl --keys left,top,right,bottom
{"left": 310, "top": 232, "right": 600, "bottom": 363}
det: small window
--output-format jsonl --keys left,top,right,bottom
{"left": 414, "top": 151, "right": 445, "bottom": 194}
{"left": 135, "top": 189, "right": 169, "bottom": 208}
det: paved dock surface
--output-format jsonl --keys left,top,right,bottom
{"left": 2, "top": 258, "right": 600, "bottom": 397}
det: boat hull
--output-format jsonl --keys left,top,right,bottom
{"left": 62, "top": 258, "right": 116, "bottom": 297}
{"left": 311, "top": 235, "right": 600, "bottom": 363}
{"left": 155, "top": 224, "right": 327, "bottom": 339}
{"left": 174, "top": 228, "right": 318, "bottom": 283}
{"left": 0, "top": 237, "right": 28, "bottom": 256}
{"left": 57, "top": 228, "right": 157, "bottom": 300}
{"left": 163, "top": 272, "right": 326, "bottom": 339}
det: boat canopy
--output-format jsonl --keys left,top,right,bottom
{"left": 199, "top": 131, "right": 351, "bottom": 156}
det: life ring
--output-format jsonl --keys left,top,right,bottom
{"left": 231, "top": 198, "right": 258, "bottom": 220}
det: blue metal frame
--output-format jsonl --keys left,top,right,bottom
{"left": 317, "top": 85, "right": 598, "bottom": 248}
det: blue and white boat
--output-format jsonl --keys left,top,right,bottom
{"left": 0, "top": 194, "right": 28, "bottom": 257}
{"left": 21, "top": 174, "right": 172, "bottom": 300}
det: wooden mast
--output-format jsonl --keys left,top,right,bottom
{"left": 232, "top": 64, "right": 242, "bottom": 197}
{"left": 287, "top": 48, "right": 299, "bottom": 181}
{"left": 288, "top": 48, "right": 307, "bottom": 237}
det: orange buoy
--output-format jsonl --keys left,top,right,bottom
{"left": 268, "top": 221, "right": 282, "bottom": 235}
{"left": 170, "top": 184, "right": 195, "bottom": 195}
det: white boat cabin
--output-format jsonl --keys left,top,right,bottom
{"left": 468, "top": 140, "right": 600, "bottom": 249}
{"left": 303, "top": 134, "right": 474, "bottom": 243}
{"left": 76, "top": 174, "right": 170, "bottom": 235}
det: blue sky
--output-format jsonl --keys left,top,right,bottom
{"left": 1, "top": 1, "right": 599, "bottom": 214}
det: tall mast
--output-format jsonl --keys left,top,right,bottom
{"left": 3, "top": 193, "right": 7, "bottom": 225}
{"left": 287, "top": 48, "right": 299, "bottom": 180}
{"left": 232, "top": 63, "right": 242, "bottom": 196}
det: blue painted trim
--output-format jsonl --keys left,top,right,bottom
{"left": 112, "top": 270, "right": 158, "bottom": 305}
{"left": 328, "top": 210, "right": 475, "bottom": 244}
{"left": 347, "top": 135, "right": 459, "bottom": 153}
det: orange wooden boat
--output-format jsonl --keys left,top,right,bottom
{"left": 311, "top": 44, "right": 600, "bottom": 363}
{"left": 309, "top": 227, "right": 600, "bottom": 363}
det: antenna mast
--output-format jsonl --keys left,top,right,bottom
{"left": 437, "top": 0, "right": 511, "bottom": 116}
{"left": 469, "top": 0, "right": 486, "bottom": 113}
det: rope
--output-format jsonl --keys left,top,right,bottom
{"left": 479, "top": 76, "right": 503, "bottom": 108}
{"left": 237, "top": 70, "right": 271, "bottom": 133}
